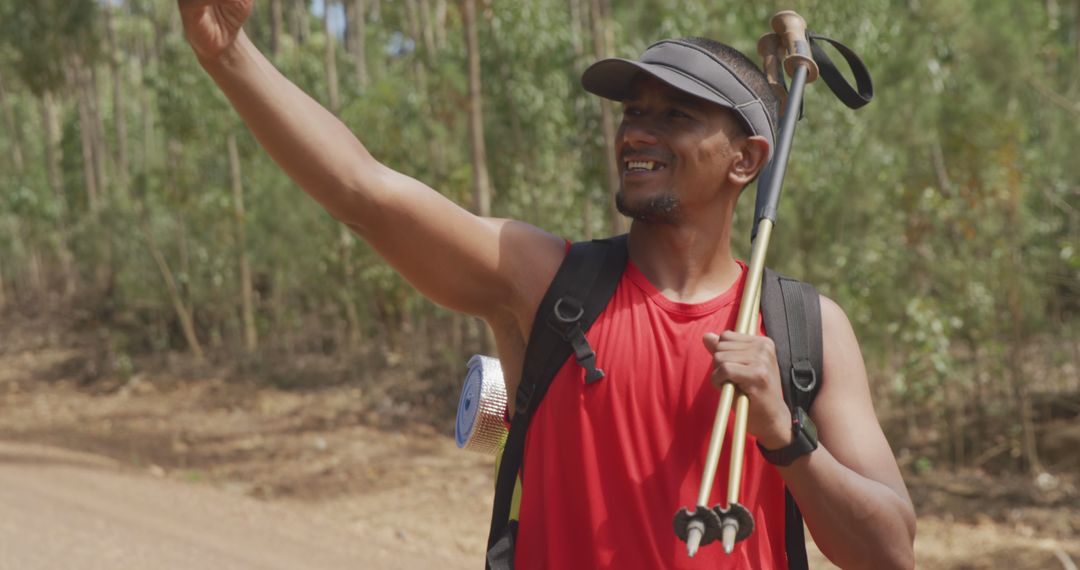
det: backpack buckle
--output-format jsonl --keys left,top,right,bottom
{"left": 548, "top": 296, "right": 605, "bottom": 384}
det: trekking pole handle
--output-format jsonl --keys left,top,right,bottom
{"left": 756, "top": 33, "right": 788, "bottom": 106}
{"left": 770, "top": 11, "right": 819, "bottom": 82}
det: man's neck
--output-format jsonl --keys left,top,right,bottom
{"left": 627, "top": 208, "right": 743, "bottom": 304}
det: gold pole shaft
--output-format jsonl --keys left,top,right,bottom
{"left": 695, "top": 382, "right": 736, "bottom": 505}
{"left": 727, "top": 394, "right": 751, "bottom": 503}
{"left": 693, "top": 220, "right": 774, "bottom": 508}
{"left": 727, "top": 292, "right": 760, "bottom": 506}
{"left": 735, "top": 220, "right": 772, "bottom": 335}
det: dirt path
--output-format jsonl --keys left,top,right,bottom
{"left": 0, "top": 441, "right": 474, "bottom": 570}
{"left": 0, "top": 317, "right": 1077, "bottom": 569}
{"left": 3, "top": 435, "right": 1077, "bottom": 570}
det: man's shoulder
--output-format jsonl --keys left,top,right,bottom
{"left": 817, "top": 294, "right": 855, "bottom": 339}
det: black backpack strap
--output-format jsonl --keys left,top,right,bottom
{"left": 761, "top": 268, "right": 823, "bottom": 414}
{"left": 760, "top": 268, "right": 823, "bottom": 570}
{"left": 486, "top": 235, "right": 629, "bottom": 570}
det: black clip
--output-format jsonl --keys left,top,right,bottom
{"left": 549, "top": 297, "right": 605, "bottom": 384}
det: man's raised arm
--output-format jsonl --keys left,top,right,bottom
{"left": 178, "top": 0, "right": 564, "bottom": 323}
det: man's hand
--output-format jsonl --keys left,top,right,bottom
{"left": 703, "top": 331, "right": 792, "bottom": 449}
{"left": 178, "top": 0, "right": 254, "bottom": 61}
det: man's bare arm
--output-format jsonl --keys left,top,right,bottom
{"left": 181, "top": 3, "right": 564, "bottom": 325}
{"left": 779, "top": 296, "right": 916, "bottom": 569}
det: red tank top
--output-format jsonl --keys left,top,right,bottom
{"left": 514, "top": 259, "right": 788, "bottom": 569}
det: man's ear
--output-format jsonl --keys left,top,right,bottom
{"left": 728, "top": 135, "right": 771, "bottom": 187}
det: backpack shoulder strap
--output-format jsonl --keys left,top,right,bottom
{"left": 761, "top": 267, "right": 823, "bottom": 413}
{"left": 486, "top": 234, "right": 629, "bottom": 569}
{"left": 760, "top": 267, "right": 824, "bottom": 570}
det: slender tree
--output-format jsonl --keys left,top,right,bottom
{"left": 461, "top": 0, "right": 493, "bottom": 218}
{"left": 0, "top": 71, "right": 24, "bottom": 173}
{"left": 589, "top": 0, "right": 624, "bottom": 234}
{"left": 228, "top": 133, "right": 259, "bottom": 354}
{"left": 270, "top": 0, "right": 285, "bottom": 55}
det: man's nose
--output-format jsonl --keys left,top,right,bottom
{"left": 618, "top": 118, "right": 659, "bottom": 148}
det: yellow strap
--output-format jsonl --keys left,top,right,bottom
{"left": 494, "top": 433, "right": 523, "bottom": 522}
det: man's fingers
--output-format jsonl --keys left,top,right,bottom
{"left": 711, "top": 345, "right": 759, "bottom": 366}
{"left": 711, "top": 362, "right": 766, "bottom": 393}
{"left": 718, "top": 330, "right": 762, "bottom": 342}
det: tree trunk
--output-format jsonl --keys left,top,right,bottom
{"left": 0, "top": 71, "right": 24, "bottom": 173}
{"left": 324, "top": 2, "right": 341, "bottom": 114}
{"left": 1002, "top": 177, "right": 1044, "bottom": 474}
{"left": 433, "top": 0, "right": 448, "bottom": 50}
{"left": 568, "top": 0, "right": 585, "bottom": 56}
{"left": 1009, "top": 337, "right": 1043, "bottom": 473}
{"left": 351, "top": 0, "right": 369, "bottom": 91}
{"left": 1005, "top": 281, "right": 1043, "bottom": 473}
{"left": 418, "top": 0, "right": 437, "bottom": 63}
{"left": 343, "top": 0, "right": 355, "bottom": 52}
{"left": 270, "top": 0, "right": 285, "bottom": 55}
{"left": 28, "top": 248, "right": 44, "bottom": 294}
{"left": 40, "top": 90, "right": 76, "bottom": 297}
{"left": 134, "top": 35, "right": 154, "bottom": 172}
{"left": 970, "top": 340, "right": 988, "bottom": 461}
{"left": 589, "top": 0, "right": 624, "bottom": 235}
{"left": 88, "top": 65, "right": 109, "bottom": 198}
{"left": 0, "top": 258, "right": 7, "bottom": 312}
{"left": 339, "top": 226, "right": 363, "bottom": 349}
{"left": 461, "top": 0, "right": 497, "bottom": 353}
{"left": 405, "top": 0, "right": 430, "bottom": 90}
{"left": 228, "top": 134, "right": 259, "bottom": 354}
{"left": 41, "top": 91, "right": 63, "bottom": 201}
{"left": 139, "top": 217, "right": 205, "bottom": 362}
{"left": 106, "top": 5, "right": 129, "bottom": 193}
{"left": 69, "top": 58, "right": 100, "bottom": 212}
{"left": 461, "top": 0, "right": 493, "bottom": 218}
{"left": 319, "top": 3, "right": 362, "bottom": 348}
{"left": 1046, "top": 0, "right": 1060, "bottom": 30}
{"left": 290, "top": 0, "right": 308, "bottom": 44}
{"left": 569, "top": 0, "right": 591, "bottom": 237}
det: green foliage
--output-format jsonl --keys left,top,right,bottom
{"left": 0, "top": 0, "right": 101, "bottom": 95}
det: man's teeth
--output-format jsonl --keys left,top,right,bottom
{"left": 626, "top": 160, "right": 659, "bottom": 171}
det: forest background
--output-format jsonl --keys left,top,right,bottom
{"left": 0, "top": 0, "right": 1077, "bottom": 554}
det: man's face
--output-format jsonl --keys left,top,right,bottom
{"left": 614, "top": 75, "right": 749, "bottom": 224}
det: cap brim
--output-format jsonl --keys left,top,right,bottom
{"left": 579, "top": 41, "right": 776, "bottom": 162}
{"left": 581, "top": 58, "right": 738, "bottom": 111}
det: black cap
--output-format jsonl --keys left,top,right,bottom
{"left": 581, "top": 40, "right": 775, "bottom": 160}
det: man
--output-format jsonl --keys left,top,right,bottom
{"left": 179, "top": 1, "right": 915, "bottom": 568}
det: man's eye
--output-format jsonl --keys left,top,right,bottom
{"left": 669, "top": 109, "right": 690, "bottom": 119}
{"left": 623, "top": 106, "right": 642, "bottom": 117}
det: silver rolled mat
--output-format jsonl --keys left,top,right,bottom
{"left": 455, "top": 355, "right": 509, "bottom": 455}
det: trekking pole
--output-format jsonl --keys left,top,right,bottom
{"left": 673, "top": 10, "right": 820, "bottom": 557}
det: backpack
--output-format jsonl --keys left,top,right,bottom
{"left": 486, "top": 234, "right": 823, "bottom": 570}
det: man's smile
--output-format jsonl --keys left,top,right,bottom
{"left": 622, "top": 154, "right": 670, "bottom": 178}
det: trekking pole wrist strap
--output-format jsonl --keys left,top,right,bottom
{"left": 807, "top": 33, "right": 874, "bottom": 109}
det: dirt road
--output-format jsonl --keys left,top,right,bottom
{"left": 4, "top": 435, "right": 1078, "bottom": 570}
{"left": 0, "top": 441, "right": 474, "bottom": 570}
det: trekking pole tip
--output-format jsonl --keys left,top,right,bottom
{"left": 721, "top": 522, "right": 737, "bottom": 554}
{"left": 686, "top": 520, "right": 704, "bottom": 557}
